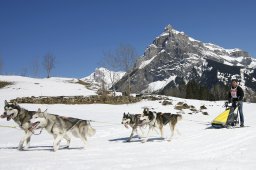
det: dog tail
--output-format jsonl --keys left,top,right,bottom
{"left": 86, "top": 121, "right": 96, "bottom": 137}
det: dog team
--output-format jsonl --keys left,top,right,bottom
{"left": 1, "top": 100, "right": 182, "bottom": 151}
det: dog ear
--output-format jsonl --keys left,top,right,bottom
{"left": 145, "top": 108, "right": 149, "bottom": 113}
{"left": 4, "top": 100, "right": 8, "bottom": 106}
{"left": 43, "top": 111, "right": 48, "bottom": 118}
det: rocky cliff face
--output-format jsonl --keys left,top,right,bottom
{"left": 115, "top": 25, "right": 256, "bottom": 101}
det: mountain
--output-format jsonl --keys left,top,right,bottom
{"left": 80, "top": 67, "right": 126, "bottom": 91}
{"left": 115, "top": 25, "right": 256, "bottom": 101}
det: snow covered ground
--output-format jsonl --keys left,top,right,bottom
{"left": 0, "top": 76, "right": 256, "bottom": 170}
{"left": 0, "top": 75, "right": 96, "bottom": 100}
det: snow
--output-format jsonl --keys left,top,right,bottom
{"left": 203, "top": 43, "right": 241, "bottom": 54}
{"left": 188, "top": 37, "right": 200, "bottom": 43}
{"left": 160, "top": 32, "right": 169, "bottom": 37}
{"left": 248, "top": 58, "right": 256, "bottom": 68}
{"left": 80, "top": 67, "right": 125, "bottom": 90}
{"left": 0, "top": 75, "right": 96, "bottom": 100}
{"left": 223, "top": 61, "right": 234, "bottom": 66}
{"left": 143, "top": 75, "right": 177, "bottom": 93}
{"left": 172, "top": 29, "right": 185, "bottom": 35}
{"left": 0, "top": 76, "right": 256, "bottom": 170}
{"left": 201, "top": 44, "right": 252, "bottom": 67}
{"left": 139, "top": 55, "right": 157, "bottom": 69}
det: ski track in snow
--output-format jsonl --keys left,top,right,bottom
{"left": 0, "top": 76, "right": 256, "bottom": 170}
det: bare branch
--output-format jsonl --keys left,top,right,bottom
{"left": 102, "top": 44, "right": 138, "bottom": 96}
{"left": 43, "top": 53, "right": 56, "bottom": 78}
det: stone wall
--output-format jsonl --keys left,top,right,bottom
{"left": 11, "top": 95, "right": 141, "bottom": 105}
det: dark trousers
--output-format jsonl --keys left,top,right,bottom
{"left": 232, "top": 101, "right": 244, "bottom": 125}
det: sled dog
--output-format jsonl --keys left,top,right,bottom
{"left": 121, "top": 112, "right": 147, "bottom": 142}
{"left": 1, "top": 100, "right": 36, "bottom": 150}
{"left": 30, "top": 108, "right": 96, "bottom": 151}
{"left": 140, "top": 108, "right": 182, "bottom": 143}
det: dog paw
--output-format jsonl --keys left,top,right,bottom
{"left": 63, "top": 145, "right": 70, "bottom": 149}
{"left": 53, "top": 147, "right": 59, "bottom": 152}
{"left": 23, "top": 146, "right": 29, "bottom": 150}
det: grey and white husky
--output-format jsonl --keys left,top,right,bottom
{"left": 0, "top": 100, "right": 36, "bottom": 150}
{"left": 140, "top": 108, "right": 182, "bottom": 143}
{"left": 30, "top": 108, "right": 96, "bottom": 152}
{"left": 121, "top": 112, "right": 146, "bottom": 142}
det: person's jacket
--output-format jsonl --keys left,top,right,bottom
{"left": 228, "top": 86, "right": 244, "bottom": 102}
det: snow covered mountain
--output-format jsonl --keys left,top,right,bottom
{"left": 115, "top": 25, "right": 256, "bottom": 101}
{"left": 80, "top": 67, "right": 125, "bottom": 91}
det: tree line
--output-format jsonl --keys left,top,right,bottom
{"left": 0, "top": 53, "right": 56, "bottom": 78}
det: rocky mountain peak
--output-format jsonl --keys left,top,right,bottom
{"left": 115, "top": 25, "right": 256, "bottom": 102}
{"left": 164, "top": 24, "right": 173, "bottom": 32}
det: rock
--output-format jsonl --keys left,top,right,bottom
{"left": 175, "top": 102, "right": 190, "bottom": 110}
{"left": 190, "top": 108, "right": 198, "bottom": 112}
{"left": 162, "top": 100, "right": 172, "bottom": 106}
{"left": 202, "top": 112, "right": 209, "bottom": 115}
{"left": 200, "top": 105, "right": 207, "bottom": 110}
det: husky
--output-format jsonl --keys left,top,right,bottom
{"left": 30, "top": 108, "right": 96, "bottom": 152}
{"left": 140, "top": 108, "right": 182, "bottom": 143}
{"left": 121, "top": 112, "right": 147, "bottom": 142}
{"left": 0, "top": 100, "right": 36, "bottom": 150}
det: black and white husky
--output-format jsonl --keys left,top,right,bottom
{"left": 140, "top": 108, "right": 182, "bottom": 143}
{"left": 0, "top": 100, "right": 36, "bottom": 150}
{"left": 30, "top": 108, "right": 96, "bottom": 152}
{"left": 121, "top": 113, "right": 146, "bottom": 142}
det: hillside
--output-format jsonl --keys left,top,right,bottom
{"left": 0, "top": 75, "right": 96, "bottom": 101}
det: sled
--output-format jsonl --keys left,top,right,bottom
{"left": 211, "top": 103, "right": 239, "bottom": 128}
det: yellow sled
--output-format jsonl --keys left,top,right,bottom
{"left": 211, "top": 107, "right": 238, "bottom": 128}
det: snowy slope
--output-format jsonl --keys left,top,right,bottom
{"left": 0, "top": 75, "right": 96, "bottom": 101}
{"left": 0, "top": 76, "right": 256, "bottom": 170}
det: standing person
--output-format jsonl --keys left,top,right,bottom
{"left": 228, "top": 79, "right": 244, "bottom": 127}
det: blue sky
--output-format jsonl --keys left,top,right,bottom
{"left": 0, "top": 0, "right": 255, "bottom": 78}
